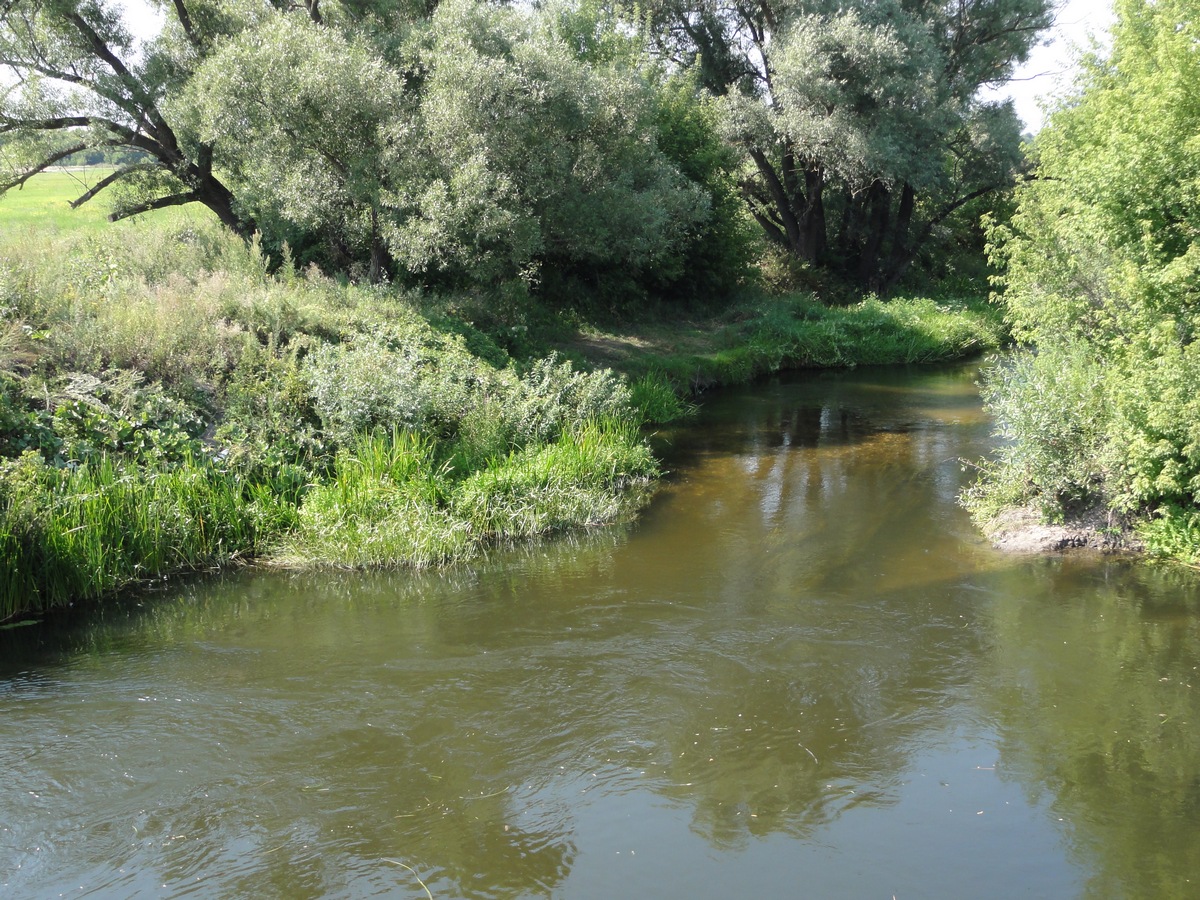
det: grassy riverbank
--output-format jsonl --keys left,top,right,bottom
{"left": 0, "top": 204, "right": 1004, "bottom": 620}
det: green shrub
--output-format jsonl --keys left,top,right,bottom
{"left": 501, "top": 353, "right": 632, "bottom": 444}
{"left": 1105, "top": 340, "right": 1200, "bottom": 512}
{"left": 49, "top": 369, "right": 206, "bottom": 465}
{"left": 964, "top": 346, "right": 1111, "bottom": 521}
{"left": 305, "top": 335, "right": 437, "bottom": 446}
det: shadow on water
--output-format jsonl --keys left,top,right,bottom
{"left": 4, "top": 362, "right": 1200, "bottom": 898}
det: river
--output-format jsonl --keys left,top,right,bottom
{"left": 3, "top": 362, "right": 1200, "bottom": 898}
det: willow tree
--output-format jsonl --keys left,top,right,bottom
{"left": 647, "top": 0, "right": 1052, "bottom": 291}
{"left": 181, "top": 14, "right": 407, "bottom": 279}
{"left": 1, "top": 0, "right": 240, "bottom": 229}
{"left": 0, "top": 0, "right": 367, "bottom": 232}
{"left": 381, "top": 0, "right": 712, "bottom": 295}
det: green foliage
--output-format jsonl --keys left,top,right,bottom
{"left": 451, "top": 420, "right": 657, "bottom": 540}
{"left": 964, "top": 348, "right": 1110, "bottom": 521}
{"left": 505, "top": 354, "right": 632, "bottom": 443}
{"left": 569, "top": 291, "right": 1005, "bottom": 395}
{"left": 183, "top": 15, "right": 406, "bottom": 272}
{"left": 1138, "top": 504, "right": 1200, "bottom": 565}
{"left": 280, "top": 421, "right": 655, "bottom": 568}
{"left": 215, "top": 340, "right": 325, "bottom": 489}
{"left": 0, "top": 450, "right": 290, "bottom": 619}
{"left": 279, "top": 430, "right": 469, "bottom": 569}
{"left": 305, "top": 335, "right": 441, "bottom": 445}
{"left": 630, "top": 371, "right": 696, "bottom": 424}
{"left": 712, "top": 293, "right": 1004, "bottom": 377}
{"left": 49, "top": 370, "right": 206, "bottom": 465}
{"left": 973, "top": 0, "right": 1200, "bottom": 559}
{"left": 663, "top": 0, "right": 1051, "bottom": 290}
{"left": 0, "top": 215, "right": 666, "bottom": 617}
{"left": 387, "top": 0, "right": 710, "bottom": 303}
{"left": 649, "top": 74, "right": 757, "bottom": 304}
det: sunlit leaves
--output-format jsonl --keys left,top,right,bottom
{"left": 182, "top": 15, "right": 405, "bottom": 255}
{"left": 977, "top": 0, "right": 1200, "bottom": 532}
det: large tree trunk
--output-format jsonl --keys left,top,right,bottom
{"left": 876, "top": 182, "right": 916, "bottom": 294}
{"left": 799, "top": 167, "right": 827, "bottom": 263}
{"left": 193, "top": 172, "right": 250, "bottom": 237}
{"left": 857, "top": 180, "right": 891, "bottom": 291}
{"left": 368, "top": 205, "right": 391, "bottom": 284}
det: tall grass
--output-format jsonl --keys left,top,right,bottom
{"left": 276, "top": 421, "right": 656, "bottom": 569}
{"left": 451, "top": 419, "right": 657, "bottom": 540}
{"left": 0, "top": 452, "right": 292, "bottom": 619}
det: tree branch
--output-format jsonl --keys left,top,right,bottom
{"left": 0, "top": 142, "right": 88, "bottom": 191}
{"left": 171, "top": 0, "right": 202, "bottom": 49}
{"left": 0, "top": 114, "right": 94, "bottom": 132}
{"left": 748, "top": 146, "right": 801, "bottom": 249}
{"left": 70, "top": 162, "right": 157, "bottom": 208}
{"left": 0, "top": 112, "right": 170, "bottom": 161}
{"left": 61, "top": 10, "right": 173, "bottom": 141}
{"left": 108, "top": 191, "right": 198, "bottom": 222}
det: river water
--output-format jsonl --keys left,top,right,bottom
{"left": 3, "top": 363, "right": 1200, "bottom": 899}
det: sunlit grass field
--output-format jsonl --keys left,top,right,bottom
{"left": 0, "top": 168, "right": 212, "bottom": 234}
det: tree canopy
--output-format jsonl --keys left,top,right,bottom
{"left": 1, "top": 0, "right": 1051, "bottom": 299}
{"left": 647, "top": 0, "right": 1051, "bottom": 290}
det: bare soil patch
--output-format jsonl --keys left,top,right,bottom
{"left": 983, "top": 505, "right": 1144, "bottom": 555}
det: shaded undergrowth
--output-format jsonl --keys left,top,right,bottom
{"left": 565, "top": 291, "right": 1006, "bottom": 396}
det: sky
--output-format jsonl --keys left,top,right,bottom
{"left": 114, "top": 0, "right": 1116, "bottom": 134}
{"left": 986, "top": 0, "right": 1116, "bottom": 132}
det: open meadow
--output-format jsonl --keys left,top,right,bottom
{"left": 0, "top": 168, "right": 212, "bottom": 235}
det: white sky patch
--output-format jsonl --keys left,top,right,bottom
{"left": 119, "top": 0, "right": 165, "bottom": 44}
{"left": 984, "top": 0, "right": 1116, "bottom": 133}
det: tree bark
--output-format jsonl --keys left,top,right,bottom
{"left": 857, "top": 180, "right": 891, "bottom": 290}
{"left": 798, "top": 167, "right": 826, "bottom": 263}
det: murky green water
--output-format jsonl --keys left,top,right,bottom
{"left": 4, "top": 364, "right": 1200, "bottom": 899}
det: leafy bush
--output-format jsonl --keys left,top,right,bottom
{"left": 964, "top": 348, "right": 1111, "bottom": 521}
{"left": 305, "top": 336, "right": 437, "bottom": 446}
{"left": 970, "top": 0, "right": 1200, "bottom": 558}
{"left": 501, "top": 353, "right": 632, "bottom": 445}
{"left": 49, "top": 369, "right": 206, "bottom": 465}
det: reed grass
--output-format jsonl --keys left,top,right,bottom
{"left": 0, "top": 452, "right": 289, "bottom": 618}
{"left": 451, "top": 420, "right": 657, "bottom": 540}
{"left": 275, "top": 422, "right": 655, "bottom": 569}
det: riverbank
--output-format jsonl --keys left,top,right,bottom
{"left": 978, "top": 504, "right": 1145, "bottom": 555}
{"left": 0, "top": 220, "right": 1006, "bottom": 621}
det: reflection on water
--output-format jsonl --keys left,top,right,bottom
{"left": 3, "top": 364, "right": 1200, "bottom": 898}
